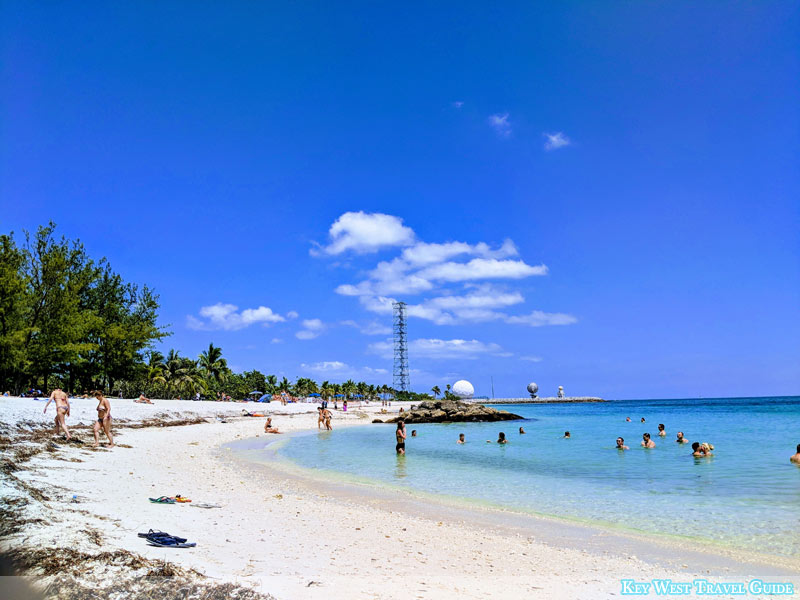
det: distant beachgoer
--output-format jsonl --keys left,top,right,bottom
{"left": 317, "top": 407, "right": 324, "bottom": 429}
{"left": 343, "top": 400, "right": 348, "bottom": 412}
{"left": 641, "top": 433, "right": 655, "bottom": 448}
{"left": 657, "top": 424, "right": 666, "bottom": 437}
{"left": 626, "top": 417, "right": 631, "bottom": 422}
{"left": 519, "top": 427, "right": 526, "bottom": 434}
{"left": 790, "top": 444, "right": 800, "bottom": 464}
{"left": 457, "top": 433, "right": 465, "bottom": 444}
{"left": 616, "top": 437, "right": 629, "bottom": 450}
{"left": 399, "top": 407, "right": 404, "bottom": 413}
{"left": 322, "top": 408, "right": 333, "bottom": 430}
{"left": 563, "top": 431, "right": 571, "bottom": 438}
{"left": 411, "top": 429, "right": 417, "bottom": 437}
{"left": 691, "top": 442, "right": 705, "bottom": 457}
{"left": 135, "top": 394, "right": 153, "bottom": 404}
{"left": 44, "top": 388, "right": 71, "bottom": 441}
{"left": 497, "top": 432, "right": 507, "bottom": 444}
{"left": 676, "top": 431, "right": 688, "bottom": 444}
{"left": 264, "top": 417, "right": 281, "bottom": 434}
{"left": 396, "top": 420, "right": 406, "bottom": 455}
{"left": 640, "top": 417, "right": 646, "bottom": 423}
{"left": 93, "top": 391, "right": 113, "bottom": 448}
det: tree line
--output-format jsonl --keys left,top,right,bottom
{"left": 0, "top": 223, "right": 431, "bottom": 401}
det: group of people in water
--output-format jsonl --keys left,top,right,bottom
{"left": 43, "top": 388, "right": 113, "bottom": 448}
{"left": 396, "top": 416, "right": 800, "bottom": 463}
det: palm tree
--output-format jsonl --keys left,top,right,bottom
{"left": 431, "top": 385, "right": 441, "bottom": 398}
{"left": 198, "top": 343, "right": 227, "bottom": 384}
{"left": 266, "top": 374, "right": 278, "bottom": 394}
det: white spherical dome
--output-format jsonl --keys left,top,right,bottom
{"left": 452, "top": 380, "right": 474, "bottom": 398}
{"left": 527, "top": 382, "right": 539, "bottom": 395}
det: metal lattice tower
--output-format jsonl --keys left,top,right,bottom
{"left": 392, "top": 301, "right": 409, "bottom": 392}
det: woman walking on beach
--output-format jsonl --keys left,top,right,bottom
{"left": 93, "top": 391, "right": 113, "bottom": 448}
{"left": 43, "top": 388, "right": 71, "bottom": 441}
{"left": 395, "top": 420, "right": 406, "bottom": 455}
{"left": 322, "top": 407, "right": 333, "bottom": 430}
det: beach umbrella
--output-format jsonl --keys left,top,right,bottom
{"left": 334, "top": 394, "right": 344, "bottom": 398}
{"left": 309, "top": 393, "right": 321, "bottom": 397}
{"left": 257, "top": 394, "right": 271, "bottom": 403}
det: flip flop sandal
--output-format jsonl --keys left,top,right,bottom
{"left": 146, "top": 539, "right": 196, "bottom": 548}
{"left": 138, "top": 529, "right": 170, "bottom": 538}
{"left": 190, "top": 503, "right": 222, "bottom": 509}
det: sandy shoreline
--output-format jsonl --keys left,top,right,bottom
{"left": 1, "top": 396, "right": 798, "bottom": 599}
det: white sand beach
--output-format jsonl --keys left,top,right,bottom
{"left": 1, "top": 396, "right": 798, "bottom": 600}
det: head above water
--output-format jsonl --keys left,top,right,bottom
{"left": 641, "top": 417, "right": 646, "bottom": 422}
{"left": 692, "top": 442, "right": 700, "bottom": 451}
{"left": 616, "top": 437, "right": 625, "bottom": 446}
{"left": 677, "top": 431, "right": 684, "bottom": 439}
{"left": 643, "top": 432, "right": 650, "bottom": 440}
{"left": 498, "top": 432, "right": 506, "bottom": 441}
{"left": 459, "top": 433, "right": 465, "bottom": 440}
{"left": 658, "top": 424, "right": 665, "bottom": 431}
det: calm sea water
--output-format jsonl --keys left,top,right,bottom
{"left": 274, "top": 397, "right": 800, "bottom": 557}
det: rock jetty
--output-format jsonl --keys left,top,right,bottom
{"left": 386, "top": 400, "right": 522, "bottom": 424}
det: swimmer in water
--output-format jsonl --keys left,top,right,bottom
{"left": 395, "top": 420, "right": 406, "bottom": 455}
{"left": 657, "top": 423, "right": 666, "bottom": 437}
{"left": 641, "top": 432, "right": 656, "bottom": 448}
{"left": 457, "top": 433, "right": 465, "bottom": 444}
{"left": 640, "top": 417, "right": 646, "bottom": 423}
{"left": 43, "top": 388, "right": 71, "bottom": 441}
{"left": 625, "top": 417, "right": 631, "bottom": 422}
{"left": 519, "top": 427, "right": 526, "bottom": 434}
{"left": 616, "top": 437, "right": 629, "bottom": 450}
{"left": 497, "top": 432, "right": 507, "bottom": 444}
{"left": 676, "top": 431, "right": 688, "bottom": 444}
{"left": 790, "top": 444, "right": 800, "bottom": 464}
{"left": 691, "top": 442, "right": 706, "bottom": 457}
{"left": 563, "top": 431, "right": 571, "bottom": 438}
{"left": 411, "top": 430, "right": 417, "bottom": 437}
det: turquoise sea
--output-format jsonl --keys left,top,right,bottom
{"left": 261, "top": 397, "right": 800, "bottom": 558}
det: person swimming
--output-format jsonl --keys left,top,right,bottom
{"left": 790, "top": 444, "right": 800, "bottom": 464}
{"left": 640, "top": 417, "right": 646, "bottom": 423}
{"left": 691, "top": 442, "right": 705, "bottom": 457}
{"left": 563, "top": 431, "right": 571, "bottom": 438}
{"left": 411, "top": 430, "right": 417, "bottom": 437}
{"left": 519, "top": 427, "right": 526, "bottom": 434}
{"left": 641, "top": 432, "right": 655, "bottom": 448}
{"left": 457, "top": 433, "right": 465, "bottom": 444}
{"left": 497, "top": 432, "right": 507, "bottom": 444}
{"left": 657, "top": 423, "right": 666, "bottom": 436}
{"left": 616, "top": 437, "right": 629, "bottom": 450}
{"left": 676, "top": 431, "right": 688, "bottom": 444}
{"left": 93, "top": 391, "right": 113, "bottom": 448}
{"left": 625, "top": 417, "right": 631, "bottom": 422}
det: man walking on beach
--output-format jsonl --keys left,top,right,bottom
{"left": 43, "top": 388, "right": 71, "bottom": 441}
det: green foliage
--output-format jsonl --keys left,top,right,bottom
{"left": 0, "top": 223, "right": 169, "bottom": 394}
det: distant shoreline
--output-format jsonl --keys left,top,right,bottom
{"left": 477, "top": 396, "right": 605, "bottom": 404}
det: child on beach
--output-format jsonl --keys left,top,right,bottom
{"left": 43, "top": 388, "right": 71, "bottom": 441}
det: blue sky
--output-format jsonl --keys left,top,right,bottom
{"left": 2, "top": 2, "right": 798, "bottom": 399}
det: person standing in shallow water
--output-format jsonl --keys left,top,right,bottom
{"left": 93, "top": 391, "right": 113, "bottom": 448}
{"left": 395, "top": 420, "right": 406, "bottom": 455}
{"left": 44, "top": 388, "right": 71, "bottom": 441}
{"left": 657, "top": 424, "right": 666, "bottom": 437}
{"left": 790, "top": 444, "right": 800, "bottom": 464}
{"left": 641, "top": 433, "right": 655, "bottom": 448}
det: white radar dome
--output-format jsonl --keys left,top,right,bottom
{"left": 452, "top": 380, "right": 474, "bottom": 399}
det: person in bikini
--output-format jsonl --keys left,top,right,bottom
{"left": 395, "top": 420, "right": 406, "bottom": 455}
{"left": 322, "top": 407, "right": 333, "bottom": 430}
{"left": 43, "top": 388, "right": 71, "bottom": 441}
{"left": 93, "top": 391, "right": 113, "bottom": 447}
{"left": 317, "top": 407, "right": 325, "bottom": 429}
{"left": 264, "top": 417, "right": 281, "bottom": 434}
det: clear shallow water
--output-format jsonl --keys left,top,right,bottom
{"left": 275, "top": 397, "right": 800, "bottom": 557}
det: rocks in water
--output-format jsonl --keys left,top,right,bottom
{"left": 371, "top": 418, "right": 383, "bottom": 423}
{"left": 387, "top": 400, "right": 521, "bottom": 423}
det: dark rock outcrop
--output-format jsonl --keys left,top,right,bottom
{"left": 387, "top": 400, "right": 521, "bottom": 423}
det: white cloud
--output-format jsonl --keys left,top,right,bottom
{"left": 452, "top": 101, "right": 464, "bottom": 108}
{"left": 312, "top": 211, "right": 415, "bottom": 256}
{"left": 271, "top": 338, "right": 283, "bottom": 344}
{"left": 295, "top": 318, "right": 327, "bottom": 340}
{"left": 505, "top": 310, "right": 578, "bottom": 326}
{"left": 299, "top": 361, "right": 389, "bottom": 381}
{"left": 341, "top": 319, "right": 392, "bottom": 336}
{"left": 520, "top": 355, "right": 543, "bottom": 362}
{"left": 417, "top": 258, "right": 548, "bottom": 283}
{"left": 187, "top": 303, "right": 286, "bottom": 331}
{"left": 286, "top": 311, "right": 299, "bottom": 319}
{"left": 488, "top": 113, "right": 511, "bottom": 137}
{"left": 544, "top": 132, "right": 570, "bottom": 150}
{"left": 369, "top": 338, "right": 510, "bottom": 360}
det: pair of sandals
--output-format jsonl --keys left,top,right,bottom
{"left": 148, "top": 495, "right": 191, "bottom": 504}
{"left": 138, "top": 529, "right": 196, "bottom": 548}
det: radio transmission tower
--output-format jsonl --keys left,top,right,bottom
{"left": 392, "top": 301, "right": 409, "bottom": 392}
